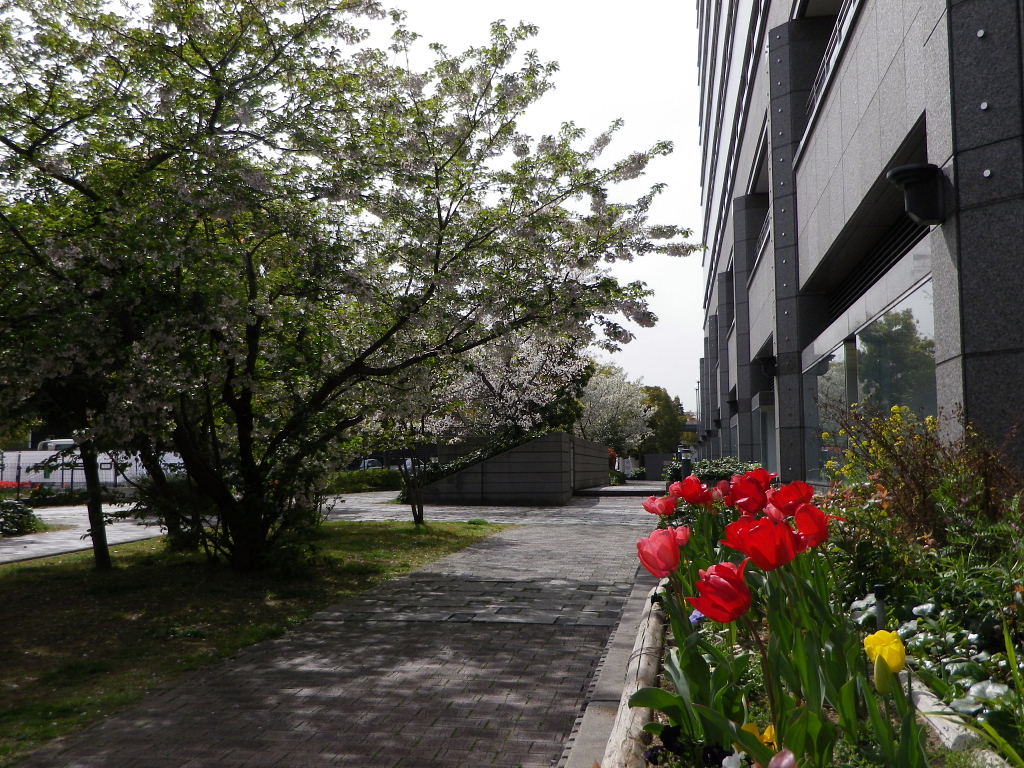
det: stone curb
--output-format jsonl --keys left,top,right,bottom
{"left": 908, "top": 675, "right": 1010, "bottom": 768}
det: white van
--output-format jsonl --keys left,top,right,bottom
{"left": 36, "top": 438, "right": 76, "bottom": 451}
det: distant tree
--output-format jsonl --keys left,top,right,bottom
{"left": 637, "top": 387, "right": 688, "bottom": 455}
{"left": 0, "top": 419, "right": 36, "bottom": 451}
{"left": 574, "top": 364, "right": 653, "bottom": 453}
{"left": 0, "top": 0, "right": 695, "bottom": 567}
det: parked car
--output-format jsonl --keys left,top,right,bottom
{"left": 352, "top": 458, "right": 383, "bottom": 471}
{"left": 390, "top": 458, "right": 425, "bottom": 471}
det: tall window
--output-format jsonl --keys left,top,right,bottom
{"left": 803, "top": 280, "right": 936, "bottom": 481}
{"left": 855, "top": 283, "right": 937, "bottom": 418}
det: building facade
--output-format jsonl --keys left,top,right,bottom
{"left": 694, "top": 0, "right": 1024, "bottom": 480}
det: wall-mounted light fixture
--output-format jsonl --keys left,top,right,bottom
{"left": 885, "top": 163, "right": 946, "bottom": 225}
{"left": 756, "top": 355, "right": 778, "bottom": 379}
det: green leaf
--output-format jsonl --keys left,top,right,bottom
{"left": 628, "top": 686, "right": 686, "bottom": 726}
{"left": 1003, "top": 618, "right": 1024, "bottom": 696}
{"left": 642, "top": 722, "right": 665, "bottom": 736}
{"left": 786, "top": 707, "right": 837, "bottom": 768}
{"left": 861, "top": 676, "right": 898, "bottom": 766}
{"left": 950, "top": 696, "right": 984, "bottom": 715}
{"left": 897, "top": 705, "right": 929, "bottom": 768}
{"left": 836, "top": 677, "right": 860, "bottom": 743}
{"left": 968, "top": 680, "right": 1011, "bottom": 701}
{"left": 912, "top": 663, "right": 952, "bottom": 699}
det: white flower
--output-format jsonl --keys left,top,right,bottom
{"left": 722, "top": 749, "right": 746, "bottom": 768}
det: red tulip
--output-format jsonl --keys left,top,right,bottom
{"left": 673, "top": 525, "right": 691, "bottom": 547}
{"left": 643, "top": 495, "right": 678, "bottom": 516}
{"left": 746, "top": 467, "right": 778, "bottom": 490}
{"left": 768, "top": 481, "right": 815, "bottom": 516}
{"left": 637, "top": 529, "right": 682, "bottom": 578}
{"left": 686, "top": 559, "right": 752, "bottom": 623}
{"left": 729, "top": 475, "right": 768, "bottom": 514}
{"left": 668, "top": 475, "right": 713, "bottom": 506}
{"left": 713, "top": 479, "right": 731, "bottom": 502}
{"left": 721, "top": 515, "right": 757, "bottom": 548}
{"left": 722, "top": 516, "right": 800, "bottom": 571}
{"left": 795, "top": 503, "right": 843, "bottom": 549}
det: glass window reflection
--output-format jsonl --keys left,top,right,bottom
{"left": 856, "top": 282, "right": 937, "bottom": 419}
{"left": 802, "top": 280, "right": 936, "bottom": 482}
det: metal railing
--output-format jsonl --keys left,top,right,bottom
{"left": 805, "top": 0, "right": 862, "bottom": 116}
{"left": 756, "top": 210, "right": 772, "bottom": 256}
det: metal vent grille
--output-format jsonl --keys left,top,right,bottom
{"left": 827, "top": 216, "right": 928, "bottom": 321}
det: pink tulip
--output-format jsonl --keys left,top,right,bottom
{"left": 767, "top": 749, "right": 797, "bottom": 768}
{"left": 642, "top": 495, "right": 678, "bottom": 516}
{"left": 637, "top": 529, "right": 681, "bottom": 578}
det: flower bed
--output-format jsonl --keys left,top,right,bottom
{"left": 628, "top": 467, "right": 1024, "bottom": 768}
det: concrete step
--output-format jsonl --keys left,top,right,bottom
{"left": 575, "top": 481, "right": 667, "bottom": 498}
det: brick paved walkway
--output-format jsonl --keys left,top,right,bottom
{"left": 14, "top": 499, "right": 651, "bottom": 768}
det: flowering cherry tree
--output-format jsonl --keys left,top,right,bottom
{"left": 426, "top": 330, "right": 592, "bottom": 442}
{"left": 0, "top": 0, "right": 695, "bottom": 567}
{"left": 574, "top": 363, "right": 654, "bottom": 453}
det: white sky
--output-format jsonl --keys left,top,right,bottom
{"left": 394, "top": 1, "right": 707, "bottom": 409}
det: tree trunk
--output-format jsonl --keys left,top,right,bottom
{"left": 226, "top": 494, "right": 271, "bottom": 570}
{"left": 399, "top": 458, "right": 426, "bottom": 526}
{"left": 79, "top": 441, "right": 113, "bottom": 571}
{"left": 137, "top": 442, "right": 185, "bottom": 544}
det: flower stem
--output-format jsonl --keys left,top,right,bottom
{"left": 742, "top": 613, "right": 780, "bottom": 727}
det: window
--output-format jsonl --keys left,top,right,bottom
{"left": 803, "top": 280, "right": 936, "bottom": 481}
{"left": 855, "top": 283, "right": 937, "bottom": 418}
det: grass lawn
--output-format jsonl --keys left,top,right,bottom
{"left": 0, "top": 520, "right": 506, "bottom": 766}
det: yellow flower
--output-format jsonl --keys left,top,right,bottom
{"left": 821, "top": 431, "right": 831, "bottom": 441}
{"left": 864, "top": 630, "right": 906, "bottom": 673}
{"left": 742, "top": 722, "right": 779, "bottom": 751}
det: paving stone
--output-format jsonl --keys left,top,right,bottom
{"left": 13, "top": 496, "right": 651, "bottom": 767}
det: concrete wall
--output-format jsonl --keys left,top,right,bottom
{"left": 422, "top": 433, "right": 610, "bottom": 506}
{"left": 697, "top": 0, "right": 1024, "bottom": 475}
{"left": 795, "top": 0, "right": 952, "bottom": 285}
{"left": 642, "top": 453, "right": 675, "bottom": 481}
{"left": 572, "top": 437, "right": 609, "bottom": 491}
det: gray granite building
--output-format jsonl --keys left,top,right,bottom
{"left": 693, "top": 0, "right": 1024, "bottom": 479}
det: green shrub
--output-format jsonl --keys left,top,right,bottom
{"left": 24, "top": 485, "right": 122, "bottom": 508}
{"left": 608, "top": 468, "right": 626, "bottom": 486}
{"left": 326, "top": 468, "right": 402, "bottom": 494}
{"left": 662, "top": 460, "right": 684, "bottom": 482}
{"left": 693, "top": 457, "right": 761, "bottom": 486}
{"left": 627, "top": 466, "right": 647, "bottom": 480}
{"left": 0, "top": 499, "right": 43, "bottom": 536}
{"left": 129, "top": 474, "right": 211, "bottom": 551}
{"left": 825, "top": 404, "right": 1022, "bottom": 544}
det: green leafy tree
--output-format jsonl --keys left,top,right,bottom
{"left": 637, "top": 386, "right": 690, "bottom": 455}
{"left": 0, "top": 0, "right": 694, "bottom": 568}
{"left": 856, "top": 309, "right": 937, "bottom": 418}
{"left": 0, "top": 418, "right": 35, "bottom": 451}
